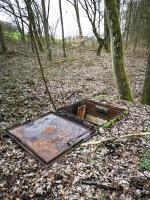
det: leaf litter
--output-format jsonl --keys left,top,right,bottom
{"left": 0, "top": 48, "right": 150, "bottom": 199}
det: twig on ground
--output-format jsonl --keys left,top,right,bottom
{"left": 81, "top": 181, "right": 123, "bottom": 191}
{"left": 81, "top": 132, "right": 150, "bottom": 146}
{"left": 66, "top": 91, "right": 76, "bottom": 99}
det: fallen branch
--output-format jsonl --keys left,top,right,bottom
{"left": 81, "top": 132, "right": 150, "bottom": 146}
{"left": 81, "top": 181, "right": 123, "bottom": 191}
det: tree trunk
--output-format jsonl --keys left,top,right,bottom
{"left": 125, "top": 0, "right": 133, "bottom": 50}
{"left": 74, "top": 0, "right": 83, "bottom": 42}
{"left": 91, "top": 22, "right": 104, "bottom": 56}
{"left": 0, "top": 23, "right": 7, "bottom": 53}
{"left": 41, "top": 0, "right": 52, "bottom": 60}
{"left": 104, "top": 10, "right": 110, "bottom": 52}
{"left": 8, "top": 0, "right": 23, "bottom": 40}
{"left": 116, "top": 0, "right": 120, "bottom": 17}
{"left": 59, "top": 0, "right": 66, "bottom": 57}
{"left": 29, "top": 23, "right": 35, "bottom": 52}
{"left": 133, "top": 1, "right": 143, "bottom": 53}
{"left": 15, "top": 0, "right": 26, "bottom": 42}
{"left": 97, "top": 39, "right": 105, "bottom": 56}
{"left": 25, "top": 0, "right": 44, "bottom": 52}
{"left": 104, "top": 0, "right": 133, "bottom": 101}
{"left": 133, "top": 17, "right": 142, "bottom": 53}
{"left": 141, "top": 48, "right": 150, "bottom": 105}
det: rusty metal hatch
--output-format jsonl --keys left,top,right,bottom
{"left": 6, "top": 112, "right": 93, "bottom": 166}
{"left": 58, "top": 100, "right": 126, "bottom": 128}
{"left": 6, "top": 100, "right": 126, "bottom": 166}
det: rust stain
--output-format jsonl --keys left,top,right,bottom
{"left": 42, "top": 127, "right": 55, "bottom": 135}
{"left": 30, "top": 139, "right": 59, "bottom": 162}
{"left": 59, "top": 100, "right": 125, "bottom": 125}
{"left": 7, "top": 113, "right": 92, "bottom": 165}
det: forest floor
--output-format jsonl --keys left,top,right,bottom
{"left": 0, "top": 46, "right": 150, "bottom": 200}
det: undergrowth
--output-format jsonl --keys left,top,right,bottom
{"left": 140, "top": 151, "right": 150, "bottom": 171}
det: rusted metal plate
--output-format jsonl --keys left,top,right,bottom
{"left": 6, "top": 112, "right": 93, "bottom": 166}
{"left": 58, "top": 100, "right": 126, "bottom": 127}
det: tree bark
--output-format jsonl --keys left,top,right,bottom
{"left": 91, "top": 21, "right": 104, "bottom": 56}
{"left": 141, "top": 48, "right": 150, "bottom": 105}
{"left": 125, "top": 0, "right": 133, "bottom": 50}
{"left": 133, "top": 13, "right": 142, "bottom": 53}
{"left": 116, "top": 0, "right": 120, "bottom": 17}
{"left": 15, "top": 0, "right": 26, "bottom": 42}
{"left": 0, "top": 23, "right": 7, "bottom": 53}
{"left": 79, "top": 0, "right": 106, "bottom": 56}
{"left": 104, "top": 10, "right": 110, "bottom": 52}
{"left": 25, "top": 0, "right": 44, "bottom": 52}
{"left": 104, "top": 0, "right": 133, "bottom": 101}
{"left": 74, "top": 0, "right": 83, "bottom": 41}
{"left": 59, "top": 0, "right": 66, "bottom": 57}
{"left": 41, "top": 0, "right": 52, "bottom": 60}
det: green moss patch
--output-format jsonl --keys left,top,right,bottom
{"left": 140, "top": 151, "right": 150, "bottom": 171}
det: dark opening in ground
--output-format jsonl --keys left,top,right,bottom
{"left": 59, "top": 100, "right": 125, "bottom": 126}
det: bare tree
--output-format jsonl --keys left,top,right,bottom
{"left": 33, "top": 1, "right": 43, "bottom": 37}
{"left": 141, "top": 47, "right": 150, "bottom": 105}
{"left": 59, "top": 0, "right": 66, "bottom": 57}
{"left": 0, "top": 0, "right": 26, "bottom": 42}
{"left": 66, "top": 0, "right": 84, "bottom": 43}
{"left": 0, "top": 0, "right": 28, "bottom": 28}
{"left": 104, "top": 0, "right": 133, "bottom": 101}
{"left": 24, "top": 0, "right": 44, "bottom": 52}
{"left": 124, "top": 0, "right": 133, "bottom": 49}
{"left": 133, "top": 2, "right": 142, "bottom": 53}
{"left": 41, "top": 0, "right": 52, "bottom": 60}
{"left": 0, "top": 23, "right": 7, "bottom": 53}
{"left": 104, "top": 9, "right": 110, "bottom": 52}
{"left": 79, "top": 0, "right": 107, "bottom": 55}
{"left": 124, "top": 0, "right": 150, "bottom": 53}
{"left": 15, "top": 0, "right": 26, "bottom": 42}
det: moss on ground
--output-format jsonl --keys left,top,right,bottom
{"left": 140, "top": 151, "right": 150, "bottom": 171}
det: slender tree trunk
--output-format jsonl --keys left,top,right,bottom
{"left": 97, "top": 0, "right": 101, "bottom": 35}
{"left": 116, "top": 0, "right": 120, "bottom": 17}
{"left": 74, "top": 0, "right": 83, "bottom": 42}
{"left": 104, "top": 0, "right": 133, "bottom": 101}
{"left": 59, "top": 0, "right": 66, "bottom": 57}
{"left": 0, "top": 23, "right": 7, "bottom": 53}
{"left": 104, "top": 10, "right": 110, "bottom": 52}
{"left": 35, "top": 9, "right": 42, "bottom": 37}
{"left": 91, "top": 22, "right": 104, "bottom": 56}
{"left": 141, "top": 48, "right": 150, "bottom": 105}
{"left": 31, "top": 27, "right": 57, "bottom": 111}
{"left": 133, "top": 1, "right": 143, "bottom": 53}
{"left": 25, "top": 0, "right": 44, "bottom": 52}
{"left": 41, "top": 0, "right": 52, "bottom": 60}
{"left": 15, "top": 0, "right": 26, "bottom": 42}
{"left": 8, "top": 0, "right": 23, "bottom": 39}
{"left": 133, "top": 17, "right": 142, "bottom": 53}
{"left": 125, "top": 0, "right": 133, "bottom": 50}
{"left": 97, "top": 41, "right": 103, "bottom": 56}
{"left": 29, "top": 24, "right": 35, "bottom": 52}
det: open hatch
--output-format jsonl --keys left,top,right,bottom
{"left": 58, "top": 100, "right": 126, "bottom": 127}
{"left": 6, "top": 100, "right": 127, "bottom": 166}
